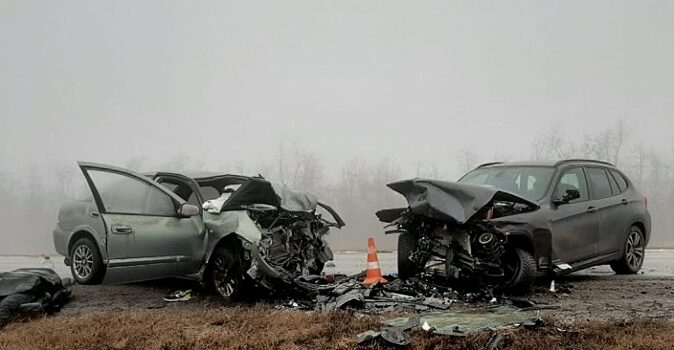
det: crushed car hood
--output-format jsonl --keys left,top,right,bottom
{"left": 377, "top": 178, "right": 539, "bottom": 224}
{"left": 222, "top": 178, "right": 318, "bottom": 212}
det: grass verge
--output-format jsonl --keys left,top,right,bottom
{"left": 0, "top": 307, "right": 673, "bottom": 350}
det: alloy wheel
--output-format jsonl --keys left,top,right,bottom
{"left": 73, "top": 245, "right": 94, "bottom": 279}
{"left": 625, "top": 230, "right": 645, "bottom": 270}
{"left": 213, "top": 256, "right": 236, "bottom": 297}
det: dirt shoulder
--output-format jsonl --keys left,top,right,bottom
{"left": 1, "top": 306, "right": 674, "bottom": 350}
{"left": 1, "top": 275, "right": 674, "bottom": 349}
{"left": 55, "top": 275, "right": 674, "bottom": 322}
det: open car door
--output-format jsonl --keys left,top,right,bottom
{"left": 78, "top": 162, "right": 206, "bottom": 284}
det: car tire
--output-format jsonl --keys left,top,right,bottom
{"left": 610, "top": 225, "right": 645, "bottom": 274}
{"left": 69, "top": 237, "right": 105, "bottom": 285}
{"left": 397, "top": 232, "right": 418, "bottom": 279}
{"left": 208, "top": 246, "right": 243, "bottom": 302}
{"left": 501, "top": 247, "right": 536, "bottom": 294}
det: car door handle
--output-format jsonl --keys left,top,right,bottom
{"left": 111, "top": 224, "right": 134, "bottom": 234}
{"left": 586, "top": 206, "right": 597, "bottom": 213}
{"left": 621, "top": 199, "right": 629, "bottom": 205}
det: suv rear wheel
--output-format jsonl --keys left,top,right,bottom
{"left": 610, "top": 225, "right": 645, "bottom": 274}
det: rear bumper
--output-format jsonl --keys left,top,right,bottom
{"left": 52, "top": 226, "right": 70, "bottom": 257}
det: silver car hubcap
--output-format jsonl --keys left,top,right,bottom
{"left": 626, "top": 230, "right": 644, "bottom": 270}
{"left": 73, "top": 245, "right": 94, "bottom": 279}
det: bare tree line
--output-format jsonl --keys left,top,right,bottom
{"left": 1, "top": 121, "right": 672, "bottom": 255}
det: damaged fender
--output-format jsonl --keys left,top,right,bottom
{"left": 203, "top": 210, "right": 263, "bottom": 264}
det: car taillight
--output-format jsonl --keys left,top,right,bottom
{"left": 643, "top": 196, "right": 648, "bottom": 209}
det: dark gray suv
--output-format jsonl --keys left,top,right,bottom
{"left": 378, "top": 159, "right": 651, "bottom": 293}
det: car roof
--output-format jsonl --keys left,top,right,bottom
{"left": 476, "top": 159, "right": 615, "bottom": 169}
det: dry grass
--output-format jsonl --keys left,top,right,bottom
{"left": 1, "top": 308, "right": 673, "bottom": 350}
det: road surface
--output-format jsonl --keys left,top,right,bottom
{"left": 1, "top": 250, "right": 673, "bottom": 322}
{"left": 1, "top": 249, "right": 673, "bottom": 278}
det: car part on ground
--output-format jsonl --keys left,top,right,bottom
{"left": 362, "top": 305, "right": 543, "bottom": 346}
{"left": 0, "top": 268, "right": 72, "bottom": 328}
{"left": 266, "top": 272, "right": 546, "bottom": 347}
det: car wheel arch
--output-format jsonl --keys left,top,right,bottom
{"left": 68, "top": 230, "right": 100, "bottom": 256}
{"left": 504, "top": 233, "right": 540, "bottom": 269}
{"left": 205, "top": 233, "right": 243, "bottom": 266}
{"left": 631, "top": 221, "right": 647, "bottom": 242}
{"left": 506, "top": 234, "right": 534, "bottom": 254}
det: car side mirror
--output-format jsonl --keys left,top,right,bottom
{"left": 554, "top": 189, "right": 581, "bottom": 205}
{"left": 178, "top": 203, "right": 200, "bottom": 217}
{"left": 563, "top": 189, "right": 581, "bottom": 202}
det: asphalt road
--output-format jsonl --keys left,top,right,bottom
{"left": 1, "top": 250, "right": 674, "bottom": 322}
{"left": 1, "top": 249, "right": 673, "bottom": 278}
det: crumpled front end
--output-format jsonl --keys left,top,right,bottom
{"left": 378, "top": 178, "right": 539, "bottom": 287}
{"left": 204, "top": 179, "right": 343, "bottom": 292}
{"left": 244, "top": 207, "right": 335, "bottom": 289}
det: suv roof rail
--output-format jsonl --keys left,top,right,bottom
{"left": 476, "top": 162, "right": 503, "bottom": 168}
{"left": 554, "top": 159, "right": 614, "bottom": 167}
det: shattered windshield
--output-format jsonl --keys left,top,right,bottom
{"left": 459, "top": 166, "right": 555, "bottom": 201}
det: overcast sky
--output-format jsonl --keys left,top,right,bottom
{"left": 1, "top": 1, "right": 673, "bottom": 179}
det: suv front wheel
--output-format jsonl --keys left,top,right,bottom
{"left": 208, "top": 246, "right": 244, "bottom": 301}
{"left": 501, "top": 247, "right": 536, "bottom": 294}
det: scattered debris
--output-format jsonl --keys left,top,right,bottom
{"left": 357, "top": 316, "right": 418, "bottom": 346}
{"left": 357, "top": 304, "right": 543, "bottom": 346}
{"left": 385, "top": 305, "right": 540, "bottom": 336}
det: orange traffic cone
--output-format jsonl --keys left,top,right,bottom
{"left": 362, "top": 238, "right": 388, "bottom": 286}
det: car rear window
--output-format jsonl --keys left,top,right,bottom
{"left": 586, "top": 167, "right": 613, "bottom": 199}
{"left": 609, "top": 169, "right": 628, "bottom": 193}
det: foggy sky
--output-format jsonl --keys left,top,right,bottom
{"left": 1, "top": 1, "right": 673, "bottom": 178}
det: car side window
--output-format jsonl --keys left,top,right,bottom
{"left": 607, "top": 170, "right": 620, "bottom": 195}
{"left": 554, "top": 167, "right": 589, "bottom": 203}
{"left": 586, "top": 167, "right": 613, "bottom": 199}
{"left": 87, "top": 170, "right": 176, "bottom": 216}
{"left": 609, "top": 169, "right": 628, "bottom": 193}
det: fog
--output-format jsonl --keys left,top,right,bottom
{"left": 1, "top": 1, "right": 673, "bottom": 254}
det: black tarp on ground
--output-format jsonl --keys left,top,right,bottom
{"left": 0, "top": 268, "right": 72, "bottom": 328}
{"left": 377, "top": 179, "right": 539, "bottom": 224}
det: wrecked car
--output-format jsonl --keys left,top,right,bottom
{"left": 377, "top": 159, "right": 650, "bottom": 292}
{"left": 53, "top": 162, "right": 344, "bottom": 300}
